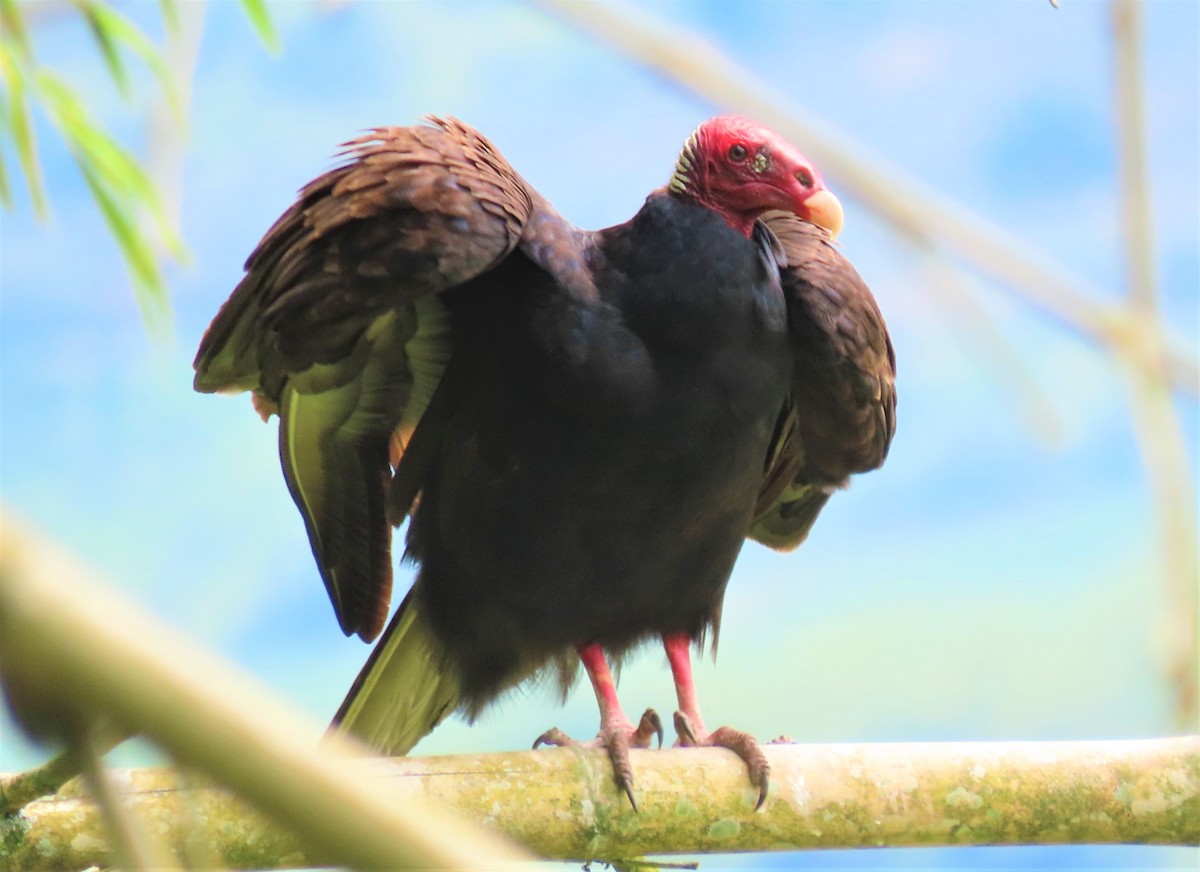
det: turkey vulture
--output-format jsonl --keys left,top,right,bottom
{"left": 194, "top": 116, "right": 895, "bottom": 809}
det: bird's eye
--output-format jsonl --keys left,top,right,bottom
{"left": 796, "top": 168, "right": 814, "bottom": 188}
{"left": 728, "top": 144, "right": 748, "bottom": 162}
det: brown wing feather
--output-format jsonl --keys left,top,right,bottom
{"left": 193, "top": 117, "right": 534, "bottom": 641}
{"left": 195, "top": 117, "right": 531, "bottom": 395}
{"left": 751, "top": 214, "right": 896, "bottom": 550}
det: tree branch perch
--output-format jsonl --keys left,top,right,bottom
{"left": 2, "top": 737, "right": 1196, "bottom": 870}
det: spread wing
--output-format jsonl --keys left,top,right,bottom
{"left": 193, "top": 117, "right": 533, "bottom": 641}
{"left": 750, "top": 214, "right": 897, "bottom": 550}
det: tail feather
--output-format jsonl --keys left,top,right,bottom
{"left": 330, "top": 589, "right": 459, "bottom": 756}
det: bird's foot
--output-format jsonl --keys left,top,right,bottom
{"left": 673, "top": 711, "right": 770, "bottom": 810}
{"left": 534, "top": 708, "right": 663, "bottom": 810}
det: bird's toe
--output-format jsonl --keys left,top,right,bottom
{"left": 671, "top": 710, "right": 700, "bottom": 747}
{"left": 671, "top": 714, "right": 770, "bottom": 810}
{"left": 532, "top": 726, "right": 577, "bottom": 750}
{"left": 532, "top": 717, "right": 656, "bottom": 811}
{"left": 598, "top": 724, "right": 638, "bottom": 811}
{"left": 632, "top": 707, "right": 664, "bottom": 749}
{"left": 706, "top": 726, "right": 770, "bottom": 810}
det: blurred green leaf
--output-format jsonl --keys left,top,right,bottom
{"left": 0, "top": 0, "right": 31, "bottom": 59}
{"left": 77, "top": 157, "right": 170, "bottom": 331}
{"left": 34, "top": 70, "right": 179, "bottom": 329}
{"left": 0, "top": 45, "right": 47, "bottom": 217}
{"left": 35, "top": 71, "right": 150, "bottom": 199}
{"left": 0, "top": 0, "right": 277, "bottom": 328}
{"left": 78, "top": 0, "right": 184, "bottom": 121}
{"left": 77, "top": 0, "right": 130, "bottom": 97}
{"left": 34, "top": 71, "right": 185, "bottom": 253}
{"left": 238, "top": 0, "right": 279, "bottom": 53}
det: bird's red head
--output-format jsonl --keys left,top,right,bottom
{"left": 669, "top": 116, "right": 844, "bottom": 239}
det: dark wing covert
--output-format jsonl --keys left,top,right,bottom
{"left": 751, "top": 214, "right": 897, "bottom": 550}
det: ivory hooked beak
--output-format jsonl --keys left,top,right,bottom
{"left": 805, "top": 189, "right": 844, "bottom": 240}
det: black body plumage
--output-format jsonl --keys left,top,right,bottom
{"left": 403, "top": 193, "right": 791, "bottom": 706}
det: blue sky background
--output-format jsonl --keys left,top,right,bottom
{"left": 1, "top": 1, "right": 1197, "bottom": 868}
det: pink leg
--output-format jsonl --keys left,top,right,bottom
{"left": 664, "top": 632, "right": 706, "bottom": 736}
{"left": 663, "top": 632, "right": 770, "bottom": 809}
{"left": 533, "top": 643, "right": 662, "bottom": 809}
{"left": 579, "top": 643, "right": 631, "bottom": 729}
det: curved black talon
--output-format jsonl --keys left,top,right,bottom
{"left": 637, "top": 708, "right": 664, "bottom": 749}
{"left": 673, "top": 710, "right": 699, "bottom": 747}
{"left": 752, "top": 771, "right": 769, "bottom": 811}
{"left": 601, "top": 728, "right": 637, "bottom": 812}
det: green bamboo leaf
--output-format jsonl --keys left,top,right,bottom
{"left": 34, "top": 69, "right": 185, "bottom": 320}
{"left": 238, "top": 0, "right": 279, "bottom": 54}
{"left": 76, "top": 157, "right": 171, "bottom": 331}
{"left": 0, "top": 47, "right": 47, "bottom": 217}
{"left": 35, "top": 71, "right": 153, "bottom": 202}
{"left": 35, "top": 70, "right": 188, "bottom": 263}
{"left": 76, "top": 0, "right": 130, "bottom": 97}
{"left": 82, "top": 1, "right": 183, "bottom": 121}
{"left": 0, "top": 0, "right": 31, "bottom": 60}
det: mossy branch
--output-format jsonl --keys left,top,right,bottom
{"left": 2, "top": 737, "right": 1197, "bottom": 870}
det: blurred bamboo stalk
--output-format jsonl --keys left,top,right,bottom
{"left": 1112, "top": 0, "right": 1155, "bottom": 318}
{"left": 4, "top": 737, "right": 1198, "bottom": 869}
{"left": 1111, "top": 0, "right": 1198, "bottom": 730}
{"left": 915, "top": 246, "right": 1064, "bottom": 447}
{"left": 535, "top": 0, "right": 1198, "bottom": 397}
{"left": 0, "top": 509, "right": 533, "bottom": 870}
{"left": 73, "top": 720, "right": 181, "bottom": 871}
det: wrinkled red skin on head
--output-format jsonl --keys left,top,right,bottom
{"left": 688, "top": 116, "right": 827, "bottom": 236}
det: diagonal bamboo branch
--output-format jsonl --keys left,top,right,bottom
{"left": 914, "top": 245, "right": 1064, "bottom": 446}
{"left": 0, "top": 508, "right": 532, "bottom": 870}
{"left": 534, "top": 0, "right": 1198, "bottom": 396}
{"left": 3, "top": 737, "right": 1197, "bottom": 870}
